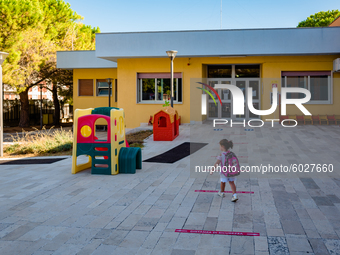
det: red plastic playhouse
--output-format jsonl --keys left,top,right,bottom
{"left": 153, "top": 106, "right": 179, "bottom": 141}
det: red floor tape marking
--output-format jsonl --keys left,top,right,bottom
{"left": 195, "top": 190, "right": 254, "bottom": 194}
{"left": 210, "top": 156, "right": 248, "bottom": 158}
{"left": 221, "top": 134, "right": 246, "bottom": 135}
{"left": 175, "top": 229, "right": 259, "bottom": 236}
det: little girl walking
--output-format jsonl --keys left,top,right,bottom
{"left": 210, "top": 139, "right": 240, "bottom": 202}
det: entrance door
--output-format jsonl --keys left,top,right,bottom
{"left": 207, "top": 79, "right": 219, "bottom": 119}
{"left": 234, "top": 80, "right": 246, "bottom": 119}
{"left": 248, "top": 79, "right": 260, "bottom": 119}
{"left": 207, "top": 78, "right": 260, "bottom": 120}
{"left": 207, "top": 79, "right": 232, "bottom": 119}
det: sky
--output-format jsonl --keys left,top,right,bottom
{"left": 65, "top": 0, "right": 339, "bottom": 33}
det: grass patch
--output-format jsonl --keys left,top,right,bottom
{"left": 126, "top": 130, "right": 153, "bottom": 148}
{"left": 4, "top": 127, "right": 73, "bottom": 156}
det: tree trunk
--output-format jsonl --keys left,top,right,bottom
{"left": 60, "top": 103, "right": 64, "bottom": 119}
{"left": 18, "top": 89, "right": 30, "bottom": 127}
{"left": 52, "top": 85, "right": 60, "bottom": 126}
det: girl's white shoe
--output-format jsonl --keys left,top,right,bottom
{"left": 231, "top": 194, "right": 238, "bottom": 202}
{"left": 217, "top": 191, "right": 225, "bottom": 197}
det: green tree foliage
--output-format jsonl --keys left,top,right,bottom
{"left": 297, "top": 10, "right": 340, "bottom": 27}
{"left": 45, "top": 21, "right": 98, "bottom": 125}
{"left": 0, "top": 0, "right": 43, "bottom": 46}
{"left": 0, "top": 0, "right": 99, "bottom": 127}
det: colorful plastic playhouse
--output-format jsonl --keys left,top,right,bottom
{"left": 153, "top": 106, "right": 179, "bottom": 141}
{"left": 72, "top": 107, "right": 142, "bottom": 175}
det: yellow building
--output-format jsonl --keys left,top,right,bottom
{"left": 57, "top": 27, "right": 340, "bottom": 128}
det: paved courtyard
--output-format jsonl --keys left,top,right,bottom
{"left": 0, "top": 123, "right": 340, "bottom": 254}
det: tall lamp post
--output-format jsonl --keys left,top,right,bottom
{"left": 40, "top": 84, "right": 43, "bottom": 129}
{"left": 106, "top": 78, "right": 113, "bottom": 107}
{"left": 166, "top": 50, "right": 178, "bottom": 107}
{"left": 0, "top": 52, "right": 9, "bottom": 157}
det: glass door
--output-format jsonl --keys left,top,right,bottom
{"left": 207, "top": 79, "right": 219, "bottom": 118}
{"left": 220, "top": 79, "right": 232, "bottom": 118}
{"left": 234, "top": 80, "right": 246, "bottom": 119}
{"left": 233, "top": 79, "right": 261, "bottom": 120}
{"left": 248, "top": 79, "right": 260, "bottom": 119}
{"left": 207, "top": 79, "right": 232, "bottom": 119}
{"left": 206, "top": 78, "right": 260, "bottom": 120}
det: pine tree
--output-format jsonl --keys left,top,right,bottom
{"left": 0, "top": 0, "right": 98, "bottom": 127}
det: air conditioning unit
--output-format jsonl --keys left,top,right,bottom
{"left": 334, "top": 58, "right": 340, "bottom": 72}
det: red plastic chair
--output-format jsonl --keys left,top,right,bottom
{"left": 327, "top": 115, "right": 336, "bottom": 125}
{"left": 335, "top": 115, "right": 340, "bottom": 125}
{"left": 312, "top": 115, "right": 321, "bottom": 125}
{"left": 296, "top": 115, "right": 304, "bottom": 125}
{"left": 279, "top": 115, "right": 289, "bottom": 123}
{"left": 148, "top": 116, "right": 153, "bottom": 126}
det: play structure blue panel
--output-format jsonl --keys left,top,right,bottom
{"left": 92, "top": 156, "right": 111, "bottom": 175}
{"left": 118, "top": 147, "right": 142, "bottom": 174}
{"left": 76, "top": 143, "right": 93, "bottom": 156}
{"left": 76, "top": 143, "right": 112, "bottom": 175}
{"left": 91, "top": 107, "right": 120, "bottom": 117}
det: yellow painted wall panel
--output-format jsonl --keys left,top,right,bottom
{"left": 73, "top": 68, "right": 118, "bottom": 112}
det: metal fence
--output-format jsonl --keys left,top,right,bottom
{"left": 3, "top": 100, "right": 55, "bottom": 127}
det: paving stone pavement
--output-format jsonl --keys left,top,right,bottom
{"left": 0, "top": 123, "right": 340, "bottom": 254}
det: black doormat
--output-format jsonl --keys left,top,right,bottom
{"left": 0, "top": 158, "right": 67, "bottom": 165}
{"left": 143, "top": 142, "right": 208, "bottom": 164}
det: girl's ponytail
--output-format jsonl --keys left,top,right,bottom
{"left": 228, "top": 140, "right": 233, "bottom": 149}
{"left": 219, "top": 139, "right": 233, "bottom": 150}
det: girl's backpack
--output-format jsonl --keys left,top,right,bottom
{"left": 221, "top": 151, "right": 241, "bottom": 177}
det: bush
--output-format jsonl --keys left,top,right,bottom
{"left": 4, "top": 127, "right": 73, "bottom": 155}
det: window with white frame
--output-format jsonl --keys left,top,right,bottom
{"left": 137, "top": 73, "right": 182, "bottom": 103}
{"left": 96, "top": 79, "right": 113, "bottom": 96}
{"left": 281, "top": 71, "right": 331, "bottom": 104}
